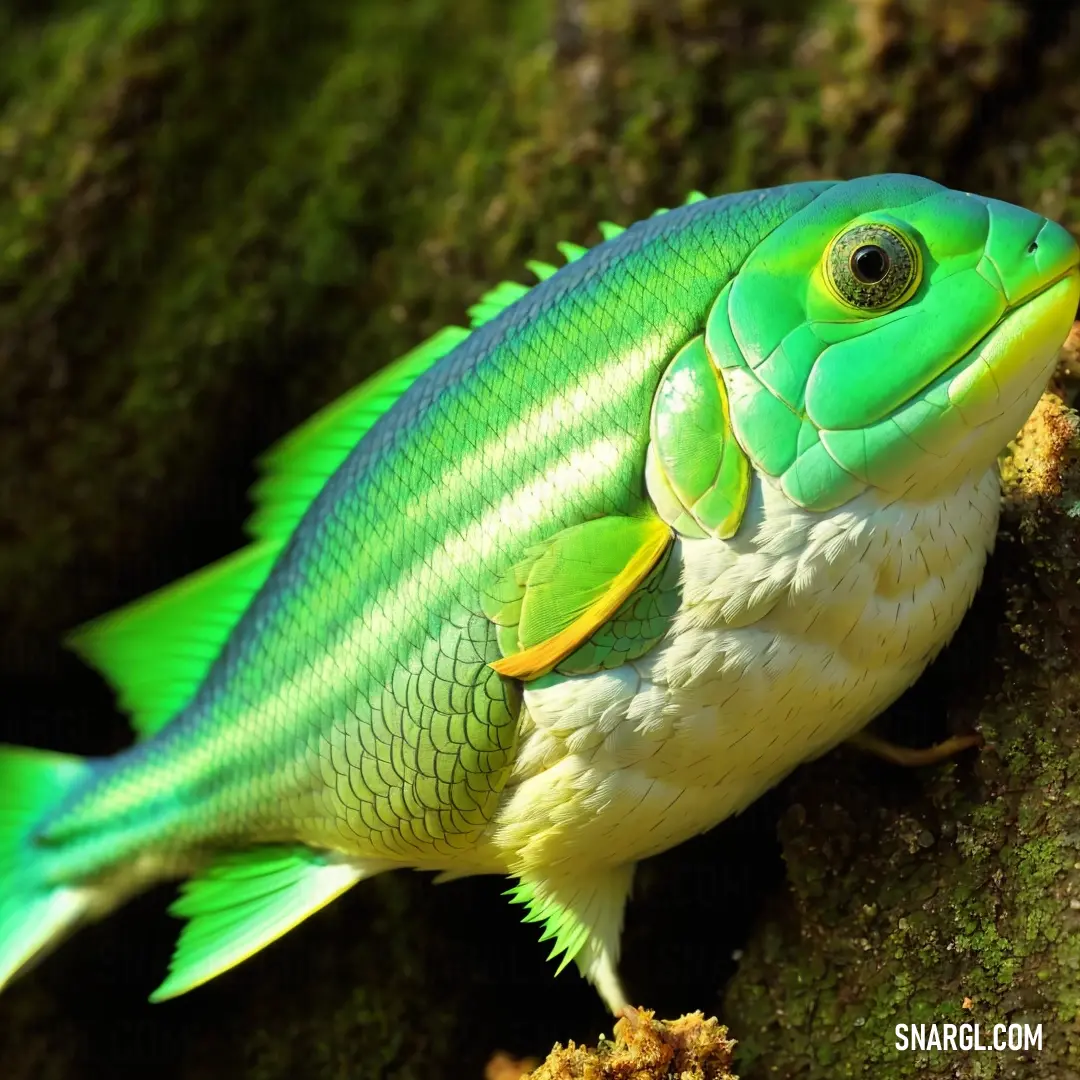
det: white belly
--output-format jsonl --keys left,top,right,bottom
{"left": 478, "top": 467, "right": 999, "bottom": 876}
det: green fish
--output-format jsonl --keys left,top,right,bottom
{"left": 1, "top": 175, "right": 1076, "bottom": 1014}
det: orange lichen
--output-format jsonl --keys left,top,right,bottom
{"left": 1003, "top": 385, "right": 1080, "bottom": 507}
{"left": 521, "top": 1008, "right": 736, "bottom": 1080}
{"left": 486, "top": 1051, "right": 542, "bottom": 1080}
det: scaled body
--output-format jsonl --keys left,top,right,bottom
{"left": 1, "top": 175, "right": 1077, "bottom": 1012}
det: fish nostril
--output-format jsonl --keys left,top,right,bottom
{"left": 1027, "top": 240, "right": 1039, "bottom": 254}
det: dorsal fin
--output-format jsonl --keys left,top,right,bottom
{"left": 65, "top": 324, "right": 472, "bottom": 738}
{"left": 66, "top": 325, "right": 469, "bottom": 738}
{"left": 556, "top": 241, "right": 588, "bottom": 263}
{"left": 69, "top": 194, "right": 710, "bottom": 739}
{"left": 465, "top": 233, "right": 603, "bottom": 330}
{"left": 247, "top": 324, "right": 470, "bottom": 542}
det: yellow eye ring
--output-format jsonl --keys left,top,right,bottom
{"left": 824, "top": 222, "right": 922, "bottom": 313}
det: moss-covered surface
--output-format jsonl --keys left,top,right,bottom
{"left": 5, "top": 0, "right": 1080, "bottom": 1077}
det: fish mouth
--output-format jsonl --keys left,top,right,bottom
{"left": 943, "top": 267, "right": 1080, "bottom": 429}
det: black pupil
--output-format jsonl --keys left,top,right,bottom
{"left": 851, "top": 244, "right": 889, "bottom": 284}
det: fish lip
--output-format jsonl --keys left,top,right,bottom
{"left": 1002, "top": 261, "right": 1080, "bottom": 315}
{"left": 881, "top": 268, "right": 1079, "bottom": 466}
{"left": 959, "top": 264, "right": 1079, "bottom": 367}
{"left": 892, "top": 265, "right": 1079, "bottom": 420}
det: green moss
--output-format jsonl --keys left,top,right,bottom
{"left": 6, "top": 0, "right": 1080, "bottom": 1077}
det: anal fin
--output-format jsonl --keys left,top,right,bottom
{"left": 150, "top": 846, "right": 386, "bottom": 1002}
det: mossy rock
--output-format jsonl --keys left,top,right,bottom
{"left": 5, "top": 1, "right": 1080, "bottom": 1077}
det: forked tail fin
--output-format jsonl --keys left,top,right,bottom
{"left": 0, "top": 745, "right": 93, "bottom": 992}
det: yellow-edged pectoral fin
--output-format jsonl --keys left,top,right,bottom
{"left": 488, "top": 515, "right": 674, "bottom": 682}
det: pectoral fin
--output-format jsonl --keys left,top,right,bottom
{"left": 487, "top": 516, "right": 674, "bottom": 682}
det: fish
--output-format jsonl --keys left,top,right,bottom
{"left": 1, "top": 174, "right": 1076, "bottom": 1014}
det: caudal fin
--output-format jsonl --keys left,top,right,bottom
{"left": 0, "top": 745, "right": 92, "bottom": 992}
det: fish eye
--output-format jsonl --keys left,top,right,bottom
{"left": 825, "top": 222, "right": 921, "bottom": 312}
{"left": 850, "top": 244, "right": 889, "bottom": 284}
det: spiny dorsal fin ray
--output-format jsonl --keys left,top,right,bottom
{"left": 556, "top": 241, "right": 588, "bottom": 263}
{"left": 467, "top": 282, "right": 532, "bottom": 328}
{"left": 70, "top": 193, "right": 710, "bottom": 737}
{"left": 468, "top": 232, "right": 600, "bottom": 329}
{"left": 525, "top": 259, "right": 558, "bottom": 282}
